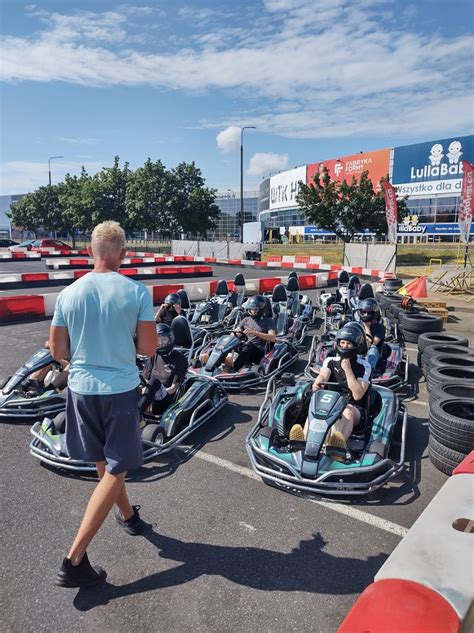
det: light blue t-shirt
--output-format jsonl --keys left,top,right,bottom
{"left": 51, "top": 272, "right": 155, "bottom": 395}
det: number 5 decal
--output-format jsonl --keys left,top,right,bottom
{"left": 320, "top": 393, "right": 332, "bottom": 403}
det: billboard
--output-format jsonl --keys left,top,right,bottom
{"left": 306, "top": 148, "right": 390, "bottom": 191}
{"left": 392, "top": 135, "right": 474, "bottom": 198}
{"left": 259, "top": 178, "right": 270, "bottom": 212}
{"left": 269, "top": 166, "right": 306, "bottom": 210}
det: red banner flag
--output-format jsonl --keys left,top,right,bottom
{"left": 383, "top": 181, "right": 398, "bottom": 244}
{"left": 459, "top": 161, "right": 473, "bottom": 243}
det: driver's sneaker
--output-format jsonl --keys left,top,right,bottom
{"left": 114, "top": 504, "right": 144, "bottom": 535}
{"left": 55, "top": 552, "right": 106, "bottom": 587}
{"left": 289, "top": 424, "right": 305, "bottom": 441}
{"left": 325, "top": 431, "right": 347, "bottom": 462}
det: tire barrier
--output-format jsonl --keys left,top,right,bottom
{"left": 338, "top": 451, "right": 474, "bottom": 633}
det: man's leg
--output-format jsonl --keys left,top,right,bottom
{"left": 67, "top": 467, "right": 128, "bottom": 565}
{"left": 333, "top": 404, "right": 360, "bottom": 441}
{"left": 233, "top": 344, "right": 253, "bottom": 371}
{"left": 367, "top": 345, "right": 380, "bottom": 370}
{"left": 96, "top": 461, "right": 134, "bottom": 522}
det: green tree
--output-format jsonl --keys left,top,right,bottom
{"left": 58, "top": 169, "right": 95, "bottom": 245}
{"left": 171, "top": 162, "right": 220, "bottom": 237}
{"left": 297, "top": 169, "right": 406, "bottom": 242}
{"left": 8, "top": 185, "right": 63, "bottom": 235}
{"left": 88, "top": 156, "right": 131, "bottom": 228}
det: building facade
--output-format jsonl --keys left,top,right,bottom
{"left": 259, "top": 135, "right": 473, "bottom": 242}
{"left": 0, "top": 194, "right": 26, "bottom": 237}
{"left": 213, "top": 190, "right": 259, "bottom": 240}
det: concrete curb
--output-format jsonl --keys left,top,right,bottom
{"left": 338, "top": 450, "right": 474, "bottom": 633}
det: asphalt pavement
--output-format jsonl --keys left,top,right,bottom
{"left": 1, "top": 269, "right": 472, "bottom": 633}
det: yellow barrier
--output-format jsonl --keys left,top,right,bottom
{"left": 429, "top": 258, "right": 442, "bottom": 273}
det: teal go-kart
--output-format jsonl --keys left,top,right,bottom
{"left": 246, "top": 374, "right": 407, "bottom": 496}
{"left": 29, "top": 375, "right": 228, "bottom": 473}
{"left": 189, "top": 329, "right": 299, "bottom": 391}
{"left": 0, "top": 348, "right": 67, "bottom": 421}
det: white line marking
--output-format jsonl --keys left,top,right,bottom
{"left": 191, "top": 449, "right": 408, "bottom": 538}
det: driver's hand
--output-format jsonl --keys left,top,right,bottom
{"left": 341, "top": 357, "right": 351, "bottom": 371}
{"left": 312, "top": 382, "right": 320, "bottom": 392}
{"left": 244, "top": 328, "right": 256, "bottom": 336}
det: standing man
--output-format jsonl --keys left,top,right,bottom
{"left": 50, "top": 221, "right": 157, "bottom": 588}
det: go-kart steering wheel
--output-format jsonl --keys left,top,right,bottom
{"left": 232, "top": 329, "right": 248, "bottom": 342}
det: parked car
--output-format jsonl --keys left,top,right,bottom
{"left": 0, "top": 239, "right": 18, "bottom": 248}
{"left": 30, "top": 239, "right": 72, "bottom": 251}
{"left": 9, "top": 239, "right": 37, "bottom": 251}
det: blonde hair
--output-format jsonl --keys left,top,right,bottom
{"left": 91, "top": 221, "right": 126, "bottom": 258}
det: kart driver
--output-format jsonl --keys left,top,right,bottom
{"left": 230, "top": 295, "right": 276, "bottom": 372}
{"left": 28, "top": 340, "right": 70, "bottom": 392}
{"left": 140, "top": 323, "right": 188, "bottom": 415}
{"left": 155, "top": 293, "right": 182, "bottom": 326}
{"left": 289, "top": 322, "right": 371, "bottom": 452}
{"left": 358, "top": 298, "right": 385, "bottom": 370}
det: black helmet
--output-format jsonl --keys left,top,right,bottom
{"left": 336, "top": 322, "right": 365, "bottom": 359}
{"left": 156, "top": 323, "right": 175, "bottom": 356}
{"left": 358, "top": 298, "right": 379, "bottom": 322}
{"left": 164, "top": 293, "right": 181, "bottom": 306}
{"left": 247, "top": 294, "right": 265, "bottom": 318}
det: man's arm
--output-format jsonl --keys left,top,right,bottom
{"left": 136, "top": 321, "right": 158, "bottom": 357}
{"left": 312, "top": 366, "right": 331, "bottom": 390}
{"left": 49, "top": 326, "right": 71, "bottom": 361}
{"left": 252, "top": 328, "right": 276, "bottom": 343}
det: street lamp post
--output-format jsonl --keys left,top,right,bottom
{"left": 240, "top": 126, "right": 256, "bottom": 243}
{"left": 48, "top": 156, "right": 64, "bottom": 186}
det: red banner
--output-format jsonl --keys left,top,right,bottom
{"left": 383, "top": 181, "right": 398, "bottom": 244}
{"left": 459, "top": 160, "right": 473, "bottom": 243}
{"left": 307, "top": 148, "right": 390, "bottom": 192}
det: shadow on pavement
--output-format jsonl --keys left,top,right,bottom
{"left": 73, "top": 530, "right": 388, "bottom": 611}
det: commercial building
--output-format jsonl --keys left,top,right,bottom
{"left": 259, "top": 135, "right": 473, "bottom": 242}
{"left": 0, "top": 194, "right": 26, "bottom": 237}
{"left": 213, "top": 190, "right": 259, "bottom": 240}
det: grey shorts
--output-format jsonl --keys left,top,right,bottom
{"left": 66, "top": 388, "right": 143, "bottom": 474}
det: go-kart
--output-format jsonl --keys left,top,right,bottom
{"left": 286, "top": 273, "right": 317, "bottom": 326}
{"left": 29, "top": 374, "right": 228, "bottom": 472}
{"left": 304, "top": 333, "right": 408, "bottom": 391}
{"left": 189, "top": 275, "right": 246, "bottom": 332}
{"left": 264, "top": 283, "right": 307, "bottom": 345}
{"left": 189, "top": 327, "right": 299, "bottom": 391}
{"left": 246, "top": 374, "right": 407, "bottom": 496}
{"left": 0, "top": 348, "right": 67, "bottom": 420}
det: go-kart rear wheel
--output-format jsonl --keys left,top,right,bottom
{"left": 142, "top": 423, "right": 166, "bottom": 446}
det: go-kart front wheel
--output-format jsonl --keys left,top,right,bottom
{"left": 142, "top": 423, "right": 166, "bottom": 446}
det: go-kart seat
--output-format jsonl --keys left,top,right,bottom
{"left": 234, "top": 273, "right": 245, "bottom": 286}
{"left": 171, "top": 316, "right": 193, "bottom": 349}
{"left": 348, "top": 275, "right": 360, "bottom": 290}
{"left": 177, "top": 289, "right": 191, "bottom": 310}
{"left": 287, "top": 276, "right": 300, "bottom": 292}
{"left": 215, "top": 279, "right": 229, "bottom": 296}
{"left": 358, "top": 283, "right": 375, "bottom": 300}
{"left": 288, "top": 271, "right": 298, "bottom": 280}
{"left": 272, "top": 283, "right": 288, "bottom": 303}
{"left": 373, "top": 343, "right": 392, "bottom": 374}
{"left": 263, "top": 296, "right": 273, "bottom": 318}
{"left": 339, "top": 270, "right": 350, "bottom": 284}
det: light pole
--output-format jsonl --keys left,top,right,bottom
{"left": 240, "top": 126, "right": 256, "bottom": 243}
{"left": 48, "top": 156, "right": 64, "bottom": 186}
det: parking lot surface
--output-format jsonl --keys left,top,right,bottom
{"left": 1, "top": 267, "right": 472, "bottom": 632}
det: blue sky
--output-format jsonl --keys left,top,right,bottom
{"left": 1, "top": 0, "right": 473, "bottom": 195}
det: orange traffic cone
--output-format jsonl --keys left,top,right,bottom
{"left": 399, "top": 276, "right": 428, "bottom": 299}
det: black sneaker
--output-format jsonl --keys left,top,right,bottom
{"left": 55, "top": 552, "right": 106, "bottom": 588}
{"left": 114, "top": 504, "right": 143, "bottom": 536}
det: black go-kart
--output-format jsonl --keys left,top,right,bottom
{"left": 0, "top": 348, "right": 67, "bottom": 421}
{"left": 246, "top": 374, "right": 407, "bottom": 496}
{"left": 189, "top": 275, "right": 247, "bottom": 332}
{"left": 286, "top": 273, "right": 317, "bottom": 326}
{"left": 29, "top": 374, "right": 228, "bottom": 473}
{"left": 263, "top": 283, "right": 307, "bottom": 346}
{"left": 189, "top": 324, "right": 299, "bottom": 392}
{"left": 304, "top": 332, "right": 408, "bottom": 391}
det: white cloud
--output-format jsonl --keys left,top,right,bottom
{"left": 1, "top": 3, "right": 473, "bottom": 142}
{"left": 247, "top": 152, "right": 288, "bottom": 177}
{"left": 0, "top": 160, "right": 106, "bottom": 195}
{"left": 58, "top": 137, "right": 97, "bottom": 145}
{"left": 216, "top": 126, "right": 241, "bottom": 152}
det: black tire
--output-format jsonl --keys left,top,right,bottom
{"left": 428, "top": 434, "right": 466, "bottom": 475}
{"left": 141, "top": 423, "right": 166, "bottom": 445}
{"left": 418, "top": 332, "right": 468, "bottom": 354}
{"left": 402, "top": 329, "right": 419, "bottom": 343}
{"left": 429, "top": 398, "right": 474, "bottom": 453}
{"left": 400, "top": 313, "right": 443, "bottom": 334}
{"left": 430, "top": 383, "right": 474, "bottom": 401}
{"left": 427, "top": 354, "right": 474, "bottom": 374}
{"left": 384, "top": 279, "right": 404, "bottom": 291}
{"left": 427, "top": 366, "right": 474, "bottom": 391}
{"left": 422, "top": 344, "right": 474, "bottom": 367}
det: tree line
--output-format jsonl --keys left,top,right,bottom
{"left": 8, "top": 156, "right": 221, "bottom": 242}
{"left": 297, "top": 168, "right": 407, "bottom": 242}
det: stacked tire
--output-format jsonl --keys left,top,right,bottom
{"left": 418, "top": 332, "right": 474, "bottom": 474}
{"left": 399, "top": 312, "right": 444, "bottom": 344}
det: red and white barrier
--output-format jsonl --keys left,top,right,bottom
{"left": 338, "top": 450, "right": 474, "bottom": 633}
{"left": 0, "top": 252, "right": 41, "bottom": 261}
{"left": 0, "top": 271, "right": 334, "bottom": 323}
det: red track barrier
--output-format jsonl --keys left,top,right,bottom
{"left": 21, "top": 273, "right": 49, "bottom": 282}
{"left": 0, "top": 295, "right": 45, "bottom": 321}
{"left": 152, "top": 284, "right": 184, "bottom": 304}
